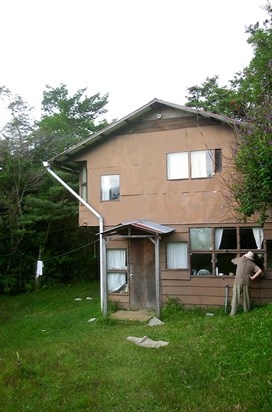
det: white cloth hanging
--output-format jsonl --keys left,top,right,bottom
{"left": 36, "top": 260, "right": 44, "bottom": 278}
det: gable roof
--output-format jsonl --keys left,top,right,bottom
{"left": 48, "top": 97, "right": 235, "bottom": 170}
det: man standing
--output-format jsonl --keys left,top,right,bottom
{"left": 230, "top": 251, "right": 262, "bottom": 316}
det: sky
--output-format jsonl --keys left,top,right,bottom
{"left": 0, "top": 0, "right": 269, "bottom": 124}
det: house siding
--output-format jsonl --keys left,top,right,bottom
{"left": 53, "top": 103, "right": 272, "bottom": 310}
{"left": 77, "top": 121, "right": 236, "bottom": 227}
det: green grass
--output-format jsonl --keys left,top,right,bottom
{"left": 1, "top": 282, "right": 272, "bottom": 412}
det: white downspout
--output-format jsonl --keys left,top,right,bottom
{"left": 42, "top": 161, "right": 107, "bottom": 316}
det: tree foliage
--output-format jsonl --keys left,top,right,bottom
{"left": 0, "top": 85, "right": 108, "bottom": 294}
{"left": 185, "top": 1, "right": 272, "bottom": 222}
{"left": 185, "top": 76, "right": 244, "bottom": 118}
{"left": 33, "top": 84, "right": 109, "bottom": 160}
{"left": 230, "top": 99, "right": 272, "bottom": 224}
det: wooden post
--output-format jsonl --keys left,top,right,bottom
{"left": 102, "top": 237, "right": 108, "bottom": 316}
{"left": 155, "top": 234, "right": 160, "bottom": 317}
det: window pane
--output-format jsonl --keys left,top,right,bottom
{"left": 81, "top": 185, "right": 87, "bottom": 201}
{"left": 101, "top": 175, "right": 120, "bottom": 201}
{"left": 167, "top": 152, "right": 189, "bottom": 179}
{"left": 215, "top": 149, "right": 222, "bottom": 172}
{"left": 107, "top": 249, "right": 127, "bottom": 269}
{"left": 254, "top": 253, "right": 264, "bottom": 270}
{"left": 240, "top": 228, "right": 262, "bottom": 249}
{"left": 107, "top": 273, "right": 127, "bottom": 292}
{"left": 191, "top": 254, "right": 212, "bottom": 275}
{"left": 215, "top": 228, "right": 237, "bottom": 249}
{"left": 80, "top": 163, "right": 87, "bottom": 201}
{"left": 191, "top": 150, "right": 213, "bottom": 178}
{"left": 215, "top": 253, "right": 237, "bottom": 276}
{"left": 167, "top": 242, "right": 188, "bottom": 269}
{"left": 267, "top": 240, "right": 272, "bottom": 268}
{"left": 81, "top": 164, "right": 87, "bottom": 183}
{"left": 190, "top": 228, "right": 212, "bottom": 250}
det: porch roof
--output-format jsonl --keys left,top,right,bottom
{"left": 100, "top": 219, "right": 175, "bottom": 236}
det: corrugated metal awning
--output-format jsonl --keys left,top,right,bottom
{"left": 100, "top": 219, "right": 175, "bottom": 236}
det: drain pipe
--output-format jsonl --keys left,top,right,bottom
{"left": 42, "top": 161, "right": 107, "bottom": 316}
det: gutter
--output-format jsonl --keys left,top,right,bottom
{"left": 42, "top": 161, "right": 107, "bottom": 316}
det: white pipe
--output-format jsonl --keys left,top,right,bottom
{"left": 42, "top": 161, "right": 106, "bottom": 315}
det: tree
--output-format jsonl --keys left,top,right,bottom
{"left": 0, "top": 84, "right": 108, "bottom": 294}
{"left": 0, "top": 88, "right": 42, "bottom": 292}
{"left": 185, "top": 2, "right": 272, "bottom": 223}
{"left": 185, "top": 3, "right": 272, "bottom": 120}
{"left": 227, "top": 2, "right": 272, "bottom": 222}
{"left": 228, "top": 98, "right": 272, "bottom": 224}
{"left": 234, "top": 2, "right": 272, "bottom": 110}
{"left": 185, "top": 76, "right": 244, "bottom": 118}
{"left": 33, "top": 84, "right": 109, "bottom": 160}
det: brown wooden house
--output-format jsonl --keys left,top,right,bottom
{"left": 46, "top": 98, "right": 272, "bottom": 315}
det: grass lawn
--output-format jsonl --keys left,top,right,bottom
{"left": 0, "top": 281, "right": 272, "bottom": 412}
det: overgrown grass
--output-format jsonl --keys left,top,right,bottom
{"left": 1, "top": 282, "right": 272, "bottom": 412}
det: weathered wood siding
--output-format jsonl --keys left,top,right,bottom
{"left": 161, "top": 274, "right": 272, "bottom": 308}
{"left": 74, "top": 107, "right": 272, "bottom": 309}
{"left": 109, "top": 293, "right": 130, "bottom": 309}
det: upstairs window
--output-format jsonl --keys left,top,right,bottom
{"left": 167, "top": 149, "right": 222, "bottom": 180}
{"left": 167, "top": 152, "right": 189, "bottom": 179}
{"left": 101, "top": 175, "right": 120, "bottom": 201}
{"left": 191, "top": 150, "right": 213, "bottom": 178}
{"left": 80, "top": 163, "right": 87, "bottom": 201}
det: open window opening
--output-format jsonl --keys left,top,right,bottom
{"left": 190, "top": 227, "right": 264, "bottom": 276}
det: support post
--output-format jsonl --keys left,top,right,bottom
{"left": 155, "top": 234, "right": 160, "bottom": 316}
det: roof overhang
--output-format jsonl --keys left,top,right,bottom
{"left": 47, "top": 98, "right": 237, "bottom": 171}
{"left": 100, "top": 219, "right": 175, "bottom": 237}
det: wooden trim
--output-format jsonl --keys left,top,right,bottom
{"left": 119, "top": 117, "right": 216, "bottom": 135}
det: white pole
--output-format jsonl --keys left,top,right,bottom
{"left": 42, "top": 162, "right": 105, "bottom": 314}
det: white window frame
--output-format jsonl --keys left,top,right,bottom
{"left": 167, "top": 152, "right": 189, "bottom": 179}
{"left": 106, "top": 249, "right": 127, "bottom": 292}
{"left": 167, "top": 242, "right": 188, "bottom": 269}
{"left": 80, "top": 163, "right": 87, "bottom": 201}
{"left": 101, "top": 174, "right": 120, "bottom": 201}
{"left": 167, "top": 150, "right": 216, "bottom": 180}
{"left": 191, "top": 150, "right": 213, "bottom": 178}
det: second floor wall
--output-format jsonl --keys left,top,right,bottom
{"left": 76, "top": 118, "right": 237, "bottom": 227}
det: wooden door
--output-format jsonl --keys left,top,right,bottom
{"left": 129, "top": 238, "right": 156, "bottom": 309}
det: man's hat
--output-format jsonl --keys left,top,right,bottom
{"left": 244, "top": 251, "right": 254, "bottom": 260}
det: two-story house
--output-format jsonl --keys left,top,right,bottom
{"left": 46, "top": 98, "right": 272, "bottom": 315}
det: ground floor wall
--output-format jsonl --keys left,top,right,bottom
{"left": 106, "top": 221, "right": 272, "bottom": 310}
{"left": 109, "top": 276, "right": 272, "bottom": 310}
{"left": 161, "top": 273, "right": 272, "bottom": 308}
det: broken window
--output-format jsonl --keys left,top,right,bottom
{"left": 189, "top": 227, "right": 264, "bottom": 276}
{"left": 215, "top": 149, "right": 222, "bottom": 172}
{"left": 240, "top": 228, "right": 264, "bottom": 250}
{"left": 267, "top": 241, "right": 272, "bottom": 268}
{"left": 191, "top": 253, "right": 212, "bottom": 275}
{"left": 215, "top": 228, "right": 237, "bottom": 249}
